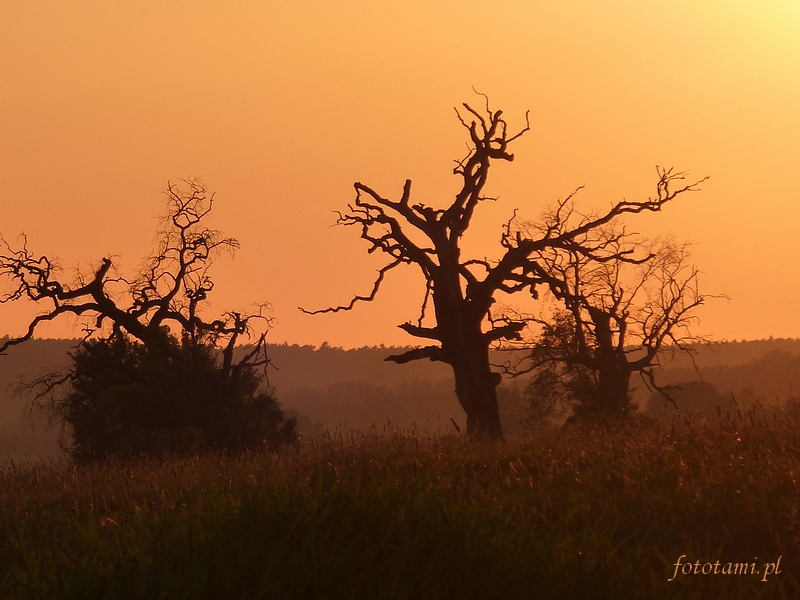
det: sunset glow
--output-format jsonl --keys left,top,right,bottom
{"left": 2, "top": 1, "right": 799, "bottom": 347}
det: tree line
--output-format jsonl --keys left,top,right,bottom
{"left": 0, "top": 96, "right": 709, "bottom": 457}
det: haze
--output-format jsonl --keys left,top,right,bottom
{"left": 2, "top": 1, "right": 799, "bottom": 348}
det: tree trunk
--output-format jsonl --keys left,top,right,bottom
{"left": 438, "top": 311, "right": 504, "bottom": 439}
{"left": 450, "top": 347, "right": 504, "bottom": 440}
{"left": 593, "top": 359, "right": 632, "bottom": 416}
{"left": 434, "top": 264, "right": 505, "bottom": 440}
{"left": 588, "top": 309, "right": 632, "bottom": 417}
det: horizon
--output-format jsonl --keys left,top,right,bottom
{"left": 4, "top": 334, "right": 800, "bottom": 352}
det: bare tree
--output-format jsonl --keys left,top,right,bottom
{"left": 501, "top": 212, "right": 709, "bottom": 420}
{"left": 0, "top": 180, "right": 297, "bottom": 459}
{"left": 0, "top": 179, "right": 271, "bottom": 385}
{"left": 303, "top": 98, "right": 705, "bottom": 439}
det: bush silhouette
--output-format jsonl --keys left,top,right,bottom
{"left": 60, "top": 333, "right": 295, "bottom": 462}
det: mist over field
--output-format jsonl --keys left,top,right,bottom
{"left": 3, "top": 336, "right": 800, "bottom": 463}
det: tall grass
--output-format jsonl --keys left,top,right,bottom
{"left": 1, "top": 406, "right": 799, "bottom": 599}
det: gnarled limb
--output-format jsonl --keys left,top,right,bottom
{"left": 0, "top": 180, "right": 272, "bottom": 380}
{"left": 386, "top": 345, "right": 445, "bottom": 364}
{"left": 299, "top": 257, "right": 407, "bottom": 315}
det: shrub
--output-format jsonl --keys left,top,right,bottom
{"left": 58, "top": 333, "right": 295, "bottom": 462}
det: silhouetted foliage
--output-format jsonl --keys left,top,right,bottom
{"left": 61, "top": 332, "right": 295, "bottom": 462}
{"left": 0, "top": 180, "right": 295, "bottom": 460}
{"left": 504, "top": 228, "right": 709, "bottom": 422}
{"left": 304, "top": 95, "right": 704, "bottom": 439}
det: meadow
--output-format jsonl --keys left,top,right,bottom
{"left": 2, "top": 406, "right": 799, "bottom": 599}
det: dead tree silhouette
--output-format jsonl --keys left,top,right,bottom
{"left": 498, "top": 225, "right": 710, "bottom": 421}
{"left": 0, "top": 179, "right": 271, "bottom": 402}
{"left": 302, "top": 97, "right": 705, "bottom": 439}
{"left": 0, "top": 180, "right": 284, "bottom": 458}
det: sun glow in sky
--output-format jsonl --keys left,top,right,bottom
{"left": 1, "top": 1, "right": 799, "bottom": 347}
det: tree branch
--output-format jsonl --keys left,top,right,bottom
{"left": 299, "top": 257, "right": 407, "bottom": 315}
{"left": 385, "top": 345, "right": 445, "bottom": 364}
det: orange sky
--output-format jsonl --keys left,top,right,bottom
{"left": 1, "top": 1, "right": 799, "bottom": 348}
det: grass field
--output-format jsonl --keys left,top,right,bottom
{"left": 2, "top": 406, "right": 799, "bottom": 599}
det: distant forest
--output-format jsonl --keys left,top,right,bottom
{"left": 3, "top": 337, "right": 800, "bottom": 461}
